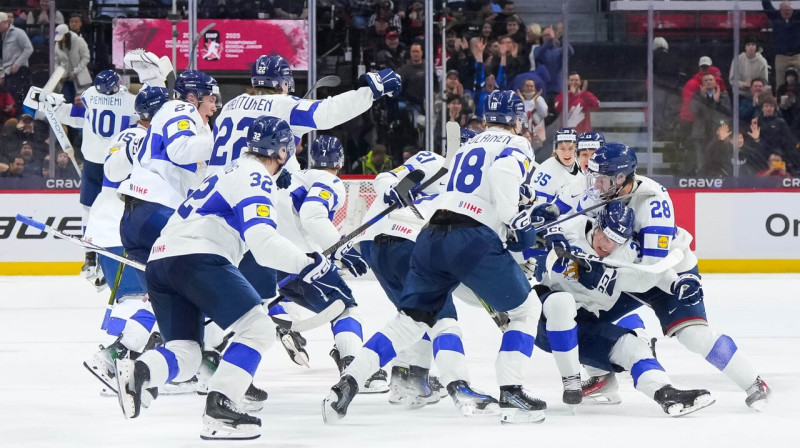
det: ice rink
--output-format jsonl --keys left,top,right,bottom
{"left": 1, "top": 273, "right": 798, "bottom": 448}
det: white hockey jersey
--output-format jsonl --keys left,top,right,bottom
{"left": 436, "top": 127, "right": 534, "bottom": 240}
{"left": 358, "top": 151, "right": 445, "bottom": 243}
{"left": 208, "top": 87, "right": 377, "bottom": 176}
{"left": 150, "top": 154, "right": 312, "bottom": 275}
{"left": 55, "top": 86, "right": 138, "bottom": 164}
{"left": 120, "top": 100, "right": 213, "bottom": 209}
{"left": 84, "top": 126, "right": 147, "bottom": 247}
{"left": 542, "top": 216, "right": 640, "bottom": 315}
{"left": 273, "top": 169, "right": 346, "bottom": 253}
{"left": 530, "top": 156, "right": 579, "bottom": 205}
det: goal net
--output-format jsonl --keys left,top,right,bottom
{"left": 333, "top": 176, "right": 378, "bottom": 234}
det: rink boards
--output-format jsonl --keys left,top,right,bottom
{"left": 0, "top": 189, "right": 798, "bottom": 274}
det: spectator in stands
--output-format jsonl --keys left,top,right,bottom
{"left": 446, "top": 36, "right": 476, "bottom": 94}
{"left": 0, "top": 86, "right": 17, "bottom": 124}
{"left": 776, "top": 66, "right": 800, "bottom": 134}
{"left": 701, "top": 122, "right": 760, "bottom": 177}
{"left": 369, "top": 1, "right": 402, "bottom": 33}
{"left": 492, "top": 0, "right": 516, "bottom": 37}
{"left": 18, "top": 141, "right": 41, "bottom": 177}
{"left": 730, "top": 35, "right": 769, "bottom": 99}
{"left": 445, "top": 69, "right": 474, "bottom": 114}
{"left": 365, "top": 15, "right": 391, "bottom": 63}
{"left": 689, "top": 73, "right": 732, "bottom": 157}
{"left": 473, "top": 39, "right": 504, "bottom": 117}
{"left": 397, "top": 42, "right": 427, "bottom": 121}
{"left": 466, "top": 114, "right": 483, "bottom": 132}
{"left": 349, "top": 0, "right": 373, "bottom": 29}
{"left": 480, "top": 20, "right": 494, "bottom": 42}
{"left": 401, "top": 2, "right": 425, "bottom": 42}
{"left": 758, "top": 152, "right": 792, "bottom": 177}
{"left": 0, "top": 12, "right": 33, "bottom": 109}
{"left": 54, "top": 24, "right": 91, "bottom": 105}
{"left": 535, "top": 25, "right": 573, "bottom": 105}
{"left": 554, "top": 72, "right": 600, "bottom": 135}
{"left": 499, "top": 34, "right": 529, "bottom": 82}
{"left": 519, "top": 78, "right": 547, "bottom": 148}
{"left": 739, "top": 78, "right": 768, "bottom": 124}
{"left": 526, "top": 23, "right": 543, "bottom": 70}
{"left": 756, "top": 93, "right": 799, "bottom": 167}
{"left": 27, "top": 0, "right": 65, "bottom": 27}
{"left": 446, "top": 94, "right": 466, "bottom": 126}
{"left": 13, "top": 113, "right": 46, "bottom": 153}
{"left": 376, "top": 29, "right": 407, "bottom": 71}
{"left": 505, "top": 15, "right": 526, "bottom": 45}
{"left": 0, "top": 155, "right": 26, "bottom": 178}
{"left": 401, "top": 145, "right": 417, "bottom": 163}
{"left": 680, "top": 56, "right": 728, "bottom": 123}
{"left": 762, "top": 1, "right": 800, "bottom": 90}
{"left": 351, "top": 143, "right": 394, "bottom": 174}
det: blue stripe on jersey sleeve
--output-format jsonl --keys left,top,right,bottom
{"left": 164, "top": 130, "right": 195, "bottom": 146}
{"left": 308, "top": 182, "right": 339, "bottom": 210}
{"left": 147, "top": 131, "right": 199, "bottom": 173}
{"left": 70, "top": 105, "right": 87, "bottom": 118}
{"left": 121, "top": 115, "right": 133, "bottom": 130}
{"left": 232, "top": 195, "right": 277, "bottom": 239}
{"left": 290, "top": 186, "right": 308, "bottom": 212}
{"left": 641, "top": 248, "right": 669, "bottom": 258}
{"left": 554, "top": 196, "right": 572, "bottom": 214}
{"left": 196, "top": 191, "right": 241, "bottom": 234}
{"left": 640, "top": 225, "right": 676, "bottom": 236}
{"left": 535, "top": 190, "right": 554, "bottom": 203}
{"left": 102, "top": 176, "right": 121, "bottom": 189}
{"left": 289, "top": 101, "right": 321, "bottom": 129}
{"left": 494, "top": 147, "right": 527, "bottom": 176}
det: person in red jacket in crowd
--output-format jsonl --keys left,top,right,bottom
{"left": 680, "top": 56, "right": 728, "bottom": 123}
{"left": 0, "top": 87, "right": 16, "bottom": 124}
{"left": 553, "top": 71, "right": 600, "bottom": 134}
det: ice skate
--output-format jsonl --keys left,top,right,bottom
{"left": 81, "top": 251, "right": 107, "bottom": 290}
{"left": 276, "top": 326, "right": 309, "bottom": 367}
{"left": 330, "top": 347, "right": 389, "bottom": 394}
{"left": 499, "top": 385, "right": 546, "bottom": 424}
{"left": 239, "top": 382, "right": 269, "bottom": 413}
{"left": 653, "top": 385, "right": 715, "bottom": 417}
{"left": 562, "top": 374, "right": 583, "bottom": 407}
{"left": 582, "top": 372, "right": 621, "bottom": 404}
{"left": 403, "top": 366, "right": 440, "bottom": 408}
{"left": 388, "top": 365, "right": 410, "bottom": 405}
{"left": 161, "top": 376, "right": 198, "bottom": 395}
{"left": 322, "top": 374, "right": 359, "bottom": 424}
{"left": 446, "top": 380, "right": 500, "bottom": 416}
{"left": 114, "top": 359, "right": 157, "bottom": 419}
{"left": 429, "top": 375, "right": 448, "bottom": 399}
{"left": 196, "top": 350, "right": 221, "bottom": 395}
{"left": 84, "top": 337, "right": 128, "bottom": 393}
{"left": 200, "top": 391, "right": 261, "bottom": 440}
{"left": 745, "top": 376, "right": 770, "bottom": 412}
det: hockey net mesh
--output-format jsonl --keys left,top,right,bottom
{"left": 333, "top": 178, "right": 377, "bottom": 234}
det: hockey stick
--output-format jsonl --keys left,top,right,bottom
{"left": 302, "top": 75, "right": 342, "bottom": 99}
{"left": 535, "top": 191, "right": 657, "bottom": 233}
{"left": 35, "top": 67, "right": 82, "bottom": 176}
{"left": 554, "top": 245, "right": 685, "bottom": 274}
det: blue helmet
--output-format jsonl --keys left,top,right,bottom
{"left": 586, "top": 143, "right": 638, "bottom": 199}
{"left": 577, "top": 131, "right": 605, "bottom": 153}
{"left": 553, "top": 128, "right": 578, "bottom": 151}
{"left": 310, "top": 135, "right": 344, "bottom": 169}
{"left": 251, "top": 55, "right": 295, "bottom": 92}
{"left": 174, "top": 70, "right": 220, "bottom": 105}
{"left": 134, "top": 86, "right": 169, "bottom": 120}
{"left": 460, "top": 126, "right": 478, "bottom": 144}
{"left": 94, "top": 70, "right": 120, "bottom": 95}
{"left": 596, "top": 201, "right": 635, "bottom": 245}
{"left": 483, "top": 90, "right": 525, "bottom": 129}
{"left": 246, "top": 116, "right": 295, "bottom": 160}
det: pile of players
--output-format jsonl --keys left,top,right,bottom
{"left": 37, "top": 50, "right": 770, "bottom": 440}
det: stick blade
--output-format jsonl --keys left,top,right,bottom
{"left": 445, "top": 121, "right": 461, "bottom": 158}
{"left": 290, "top": 300, "right": 346, "bottom": 332}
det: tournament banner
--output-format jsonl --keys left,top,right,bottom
{"left": 112, "top": 19, "right": 308, "bottom": 71}
{"left": 0, "top": 191, "right": 83, "bottom": 275}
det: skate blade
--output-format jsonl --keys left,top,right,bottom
{"left": 280, "top": 334, "right": 310, "bottom": 368}
{"left": 583, "top": 393, "right": 622, "bottom": 405}
{"left": 200, "top": 416, "right": 260, "bottom": 440}
{"left": 84, "top": 360, "right": 118, "bottom": 394}
{"left": 500, "top": 407, "right": 546, "bottom": 424}
{"left": 113, "top": 359, "right": 137, "bottom": 419}
{"left": 359, "top": 383, "right": 390, "bottom": 394}
{"left": 668, "top": 395, "right": 716, "bottom": 417}
{"left": 748, "top": 397, "right": 769, "bottom": 412}
{"left": 239, "top": 399, "right": 265, "bottom": 413}
{"left": 456, "top": 401, "right": 501, "bottom": 417}
{"left": 321, "top": 393, "right": 344, "bottom": 424}
{"left": 160, "top": 381, "right": 197, "bottom": 396}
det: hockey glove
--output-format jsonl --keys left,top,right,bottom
{"left": 519, "top": 184, "right": 536, "bottom": 206}
{"left": 340, "top": 247, "right": 369, "bottom": 277}
{"left": 383, "top": 182, "right": 416, "bottom": 209}
{"left": 508, "top": 205, "right": 539, "bottom": 231}
{"left": 544, "top": 225, "right": 570, "bottom": 254}
{"left": 577, "top": 259, "right": 618, "bottom": 297}
{"left": 671, "top": 273, "right": 703, "bottom": 305}
{"left": 360, "top": 69, "right": 402, "bottom": 100}
{"left": 331, "top": 237, "right": 355, "bottom": 261}
{"left": 299, "top": 252, "right": 333, "bottom": 283}
{"left": 531, "top": 202, "right": 560, "bottom": 224}
{"left": 276, "top": 169, "right": 292, "bottom": 189}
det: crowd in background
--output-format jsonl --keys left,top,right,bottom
{"left": 2, "top": 0, "right": 800, "bottom": 185}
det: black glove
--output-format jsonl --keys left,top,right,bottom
{"left": 577, "top": 259, "right": 618, "bottom": 297}
{"left": 340, "top": 247, "right": 369, "bottom": 277}
{"left": 671, "top": 273, "right": 703, "bottom": 305}
{"left": 276, "top": 169, "right": 292, "bottom": 189}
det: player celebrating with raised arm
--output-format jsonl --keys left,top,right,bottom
{"left": 113, "top": 116, "right": 337, "bottom": 440}
{"left": 323, "top": 91, "right": 555, "bottom": 425}
{"left": 572, "top": 143, "right": 770, "bottom": 410}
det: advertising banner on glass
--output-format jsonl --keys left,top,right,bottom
{"left": 112, "top": 19, "right": 309, "bottom": 71}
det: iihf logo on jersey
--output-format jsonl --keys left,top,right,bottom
{"left": 390, "top": 224, "right": 412, "bottom": 234}
{"left": 457, "top": 201, "right": 483, "bottom": 214}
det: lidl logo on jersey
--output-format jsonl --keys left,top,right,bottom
{"left": 319, "top": 190, "right": 331, "bottom": 200}
{"left": 178, "top": 120, "right": 190, "bottom": 131}
{"left": 256, "top": 204, "right": 271, "bottom": 217}
{"left": 392, "top": 166, "right": 406, "bottom": 173}
{"left": 109, "top": 146, "right": 121, "bottom": 154}
{"left": 657, "top": 235, "right": 669, "bottom": 249}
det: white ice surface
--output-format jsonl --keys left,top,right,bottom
{"left": 0, "top": 274, "right": 798, "bottom": 448}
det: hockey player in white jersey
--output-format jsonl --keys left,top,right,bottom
{"left": 570, "top": 143, "right": 770, "bottom": 410}
{"left": 119, "top": 70, "right": 219, "bottom": 287}
{"left": 323, "top": 91, "right": 553, "bottom": 424}
{"left": 531, "top": 128, "right": 579, "bottom": 205}
{"left": 82, "top": 86, "right": 168, "bottom": 393}
{"left": 113, "top": 116, "right": 337, "bottom": 440}
{"left": 48, "top": 70, "right": 138, "bottom": 285}
{"left": 534, "top": 202, "right": 715, "bottom": 416}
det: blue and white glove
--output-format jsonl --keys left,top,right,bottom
{"left": 276, "top": 169, "right": 292, "bottom": 189}
{"left": 519, "top": 184, "right": 536, "bottom": 206}
{"left": 544, "top": 225, "right": 570, "bottom": 254}
{"left": 360, "top": 69, "right": 402, "bottom": 100}
{"left": 331, "top": 237, "right": 355, "bottom": 261}
{"left": 531, "top": 202, "right": 560, "bottom": 224}
{"left": 299, "top": 252, "right": 333, "bottom": 283}
{"left": 340, "top": 247, "right": 369, "bottom": 277}
{"left": 509, "top": 205, "right": 539, "bottom": 231}
{"left": 577, "top": 259, "right": 618, "bottom": 296}
{"left": 383, "top": 182, "right": 416, "bottom": 208}
{"left": 671, "top": 273, "right": 703, "bottom": 305}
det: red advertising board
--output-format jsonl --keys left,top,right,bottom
{"left": 112, "top": 19, "right": 308, "bottom": 71}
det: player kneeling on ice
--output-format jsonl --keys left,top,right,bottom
{"left": 269, "top": 134, "right": 389, "bottom": 392}
{"left": 113, "top": 116, "right": 337, "bottom": 440}
{"left": 533, "top": 202, "right": 715, "bottom": 416}
{"left": 323, "top": 90, "right": 552, "bottom": 425}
